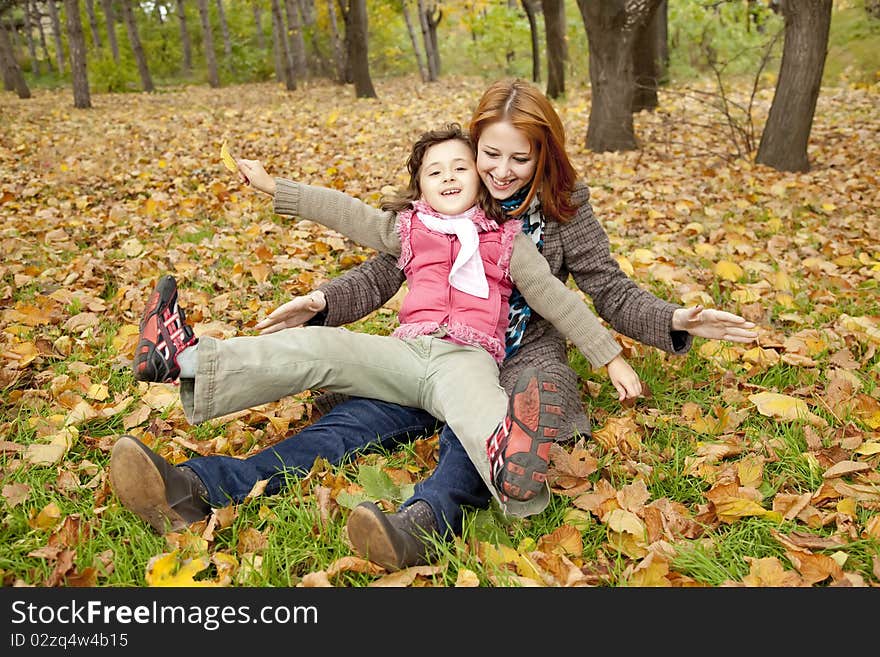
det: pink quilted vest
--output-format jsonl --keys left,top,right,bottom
{"left": 392, "top": 206, "right": 521, "bottom": 363}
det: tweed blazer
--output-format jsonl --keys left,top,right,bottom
{"left": 313, "top": 182, "right": 691, "bottom": 440}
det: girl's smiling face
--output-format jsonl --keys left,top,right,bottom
{"left": 476, "top": 120, "right": 537, "bottom": 200}
{"left": 418, "top": 138, "right": 481, "bottom": 215}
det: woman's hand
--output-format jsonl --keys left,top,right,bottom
{"left": 235, "top": 158, "right": 276, "bottom": 197}
{"left": 255, "top": 291, "right": 327, "bottom": 335}
{"left": 606, "top": 354, "right": 642, "bottom": 402}
{"left": 672, "top": 306, "right": 758, "bottom": 343}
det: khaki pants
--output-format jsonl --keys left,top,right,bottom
{"left": 178, "top": 326, "right": 549, "bottom": 517}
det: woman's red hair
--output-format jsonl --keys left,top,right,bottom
{"left": 469, "top": 78, "right": 578, "bottom": 222}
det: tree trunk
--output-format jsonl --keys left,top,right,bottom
{"left": 215, "top": 0, "right": 232, "bottom": 61}
{"left": 252, "top": 0, "right": 265, "bottom": 51}
{"left": 176, "top": 0, "right": 192, "bottom": 72}
{"left": 416, "top": 0, "right": 433, "bottom": 80}
{"left": 271, "top": 0, "right": 283, "bottom": 81}
{"left": 631, "top": 0, "right": 667, "bottom": 112}
{"left": 100, "top": 0, "right": 119, "bottom": 62}
{"left": 65, "top": 0, "right": 91, "bottom": 107}
{"left": 24, "top": 0, "right": 39, "bottom": 76}
{"left": 271, "top": 0, "right": 295, "bottom": 89}
{"left": 121, "top": 0, "right": 154, "bottom": 91}
{"left": 0, "top": 21, "right": 31, "bottom": 97}
{"left": 577, "top": 0, "right": 663, "bottom": 152}
{"left": 346, "top": 0, "right": 375, "bottom": 97}
{"left": 338, "top": 0, "right": 353, "bottom": 83}
{"left": 401, "top": 0, "right": 427, "bottom": 82}
{"left": 417, "top": 0, "right": 440, "bottom": 81}
{"left": 327, "top": 0, "right": 344, "bottom": 82}
{"left": 7, "top": 10, "right": 16, "bottom": 50}
{"left": 299, "top": 0, "right": 315, "bottom": 24}
{"left": 542, "top": 0, "right": 565, "bottom": 98}
{"left": 0, "top": 24, "right": 16, "bottom": 91}
{"left": 84, "top": 0, "right": 102, "bottom": 48}
{"left": 755, "top": 0, "right": 832, "bottom": 172}
{"left": 284, "top": 0, "right": 307, "bottom": 79}
{"left": 298, "top": 0, "right": 329, "bottom": 76}
{"left": 47, "top": 0, "right": 65, "bottom": 73}
{"left": 37, "top": 2, "right": 55, "bottom": 71}
{"left": 196, "top": 0, "right": 220, "bottom": 87}
{"left": 521, "top": 0, "right": 540, "bottom": 84}
{"left": 424, "top": 1, "right": 441, "bottom": 78}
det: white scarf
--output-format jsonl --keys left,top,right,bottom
{"left": 416, "top": 206, "right": 489, "bottom": 299}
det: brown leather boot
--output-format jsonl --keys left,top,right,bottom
{"left": 346, "top": 500, "right": 439, "bottom": 571}
{"left": 109, "top": 435, "right": 211, "bottom": 534}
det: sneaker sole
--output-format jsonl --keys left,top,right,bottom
{"left": 109, "top": 437, "right": 187, "bottom": 534}
{"left": 133, "top": 276, "right": 185, "bottom": 383}
{"left": 346, "top": 504, "right": 403, "bottom": 571}
{"left": 497, "top": 368, "right": 562, "bottom": 501}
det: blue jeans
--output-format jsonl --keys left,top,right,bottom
{"left": 181, "top": 397, "right": 491, "bottom": 537}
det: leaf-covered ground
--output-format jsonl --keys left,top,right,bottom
{"left": 1, "top": 75, "right": 879, "bottom": 587}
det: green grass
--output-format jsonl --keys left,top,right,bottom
{"left": 2, "top": 324, "right": 878, "bottom": 587}
{"left": 672, "top": 519, "right": 788, "bottom": 586}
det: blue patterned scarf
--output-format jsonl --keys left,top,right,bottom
{"left": 502, "top": 186, "right": 544, "bottom": 359}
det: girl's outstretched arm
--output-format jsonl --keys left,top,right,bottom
{"left": 236, "top": 158, "right": 401, "bottom": 255}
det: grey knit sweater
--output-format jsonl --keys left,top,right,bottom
{"left": 305, "top": 183, "right": 692, "bottom": 440}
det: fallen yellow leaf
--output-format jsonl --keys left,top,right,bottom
{"left": 606, "top": 508, "right": 646, "bottom": 538}
{"left": 32, "top": 502, "right": 62, "bottom": 530}
{"left": 455, "top": 568, "right": 481, "bottom": 587}
{"left": 86, "top": 383, "right": 109, "bottom": 401}
{"left": 715, "top": 260, "right": 744, "bottom": 282}
{"left": 146, "top": 550, "right": 218, "bottom": 587}
{"left": 714, "top": 497, "right": 772, "bottom": 523}
{"left": 749, "top": 392, "right": 827, "bottom": 427}
{"left": 25, "top": 426, "right": 78, "bottom": 466}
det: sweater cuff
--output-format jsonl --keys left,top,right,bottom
{"left": 585, "top": 334, "right": 623, "bottom": 370}
{"left": 671, "top": 329, "right": 691, "bottom": 353}
{"left": 315, "top": 282, "right": 347, "bottom": 327}
{"left": 306, "top": 307, "right": 329, "bottom": 327}
{"left": 273, "top": 178, "right": 299, "bottom": 216}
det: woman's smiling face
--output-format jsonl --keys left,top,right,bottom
{"left": 476, "top": 120, "right": 537, "bottom": 201}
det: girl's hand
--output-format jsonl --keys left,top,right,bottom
{"left": 672, "top": 306, "right": 758, "bottom": 343}
{"left": 236, "top": 158, "right": 276, "bottom": 196}
{"left": 606, "top": 354, "right": 642, "bottom": 402}
{"left": 255, "top": 291, "right": 326, "bottom": 335}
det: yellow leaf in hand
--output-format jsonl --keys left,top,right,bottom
{"left": 220, "top": 141, "right": 237, "bottom": 172}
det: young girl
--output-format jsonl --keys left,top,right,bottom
{"left": 116, "top": 124, "right": 638, "bottom": 534}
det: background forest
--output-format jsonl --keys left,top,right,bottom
{"left": 4, "top": 1, "right": 880, "bottom": 93}
{"left": 0, "top": 1, "right": 879, "bottom": 590}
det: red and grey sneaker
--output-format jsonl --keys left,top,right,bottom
{"left": 133, "top": 275, "right": 197, "bottom": 383}
{"left": 486, "top": 368, "right": 562, "bottom": 502}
